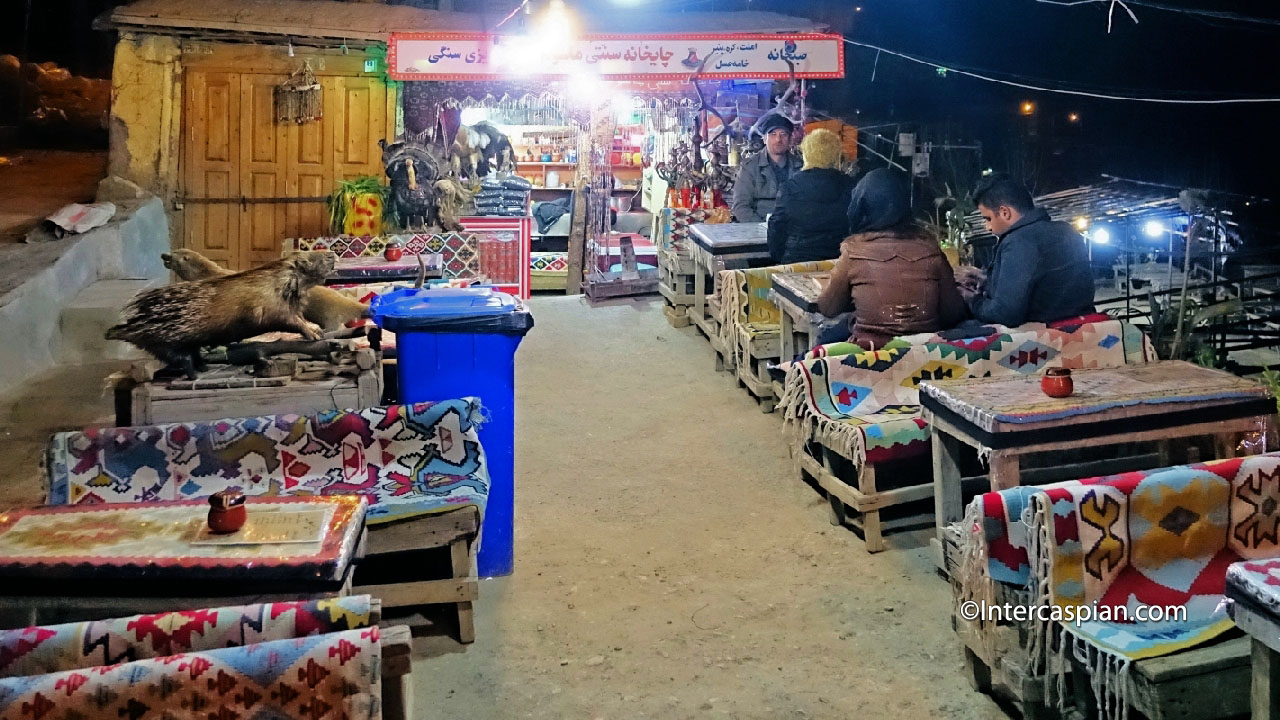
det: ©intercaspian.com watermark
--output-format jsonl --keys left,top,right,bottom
{"left": 958, "top": 600, "right": 1187, "bottom": 626}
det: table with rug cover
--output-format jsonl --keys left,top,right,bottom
{"left": 1227, "top": 558, "right": 1280, "bottom": 719}
{"left": 687, "top": 222, "right": 771, "bottom": 340}
{"left": 328, "top": 252, "right": 444, "bottom": 285}
{"left": 0, "top": 496, "right": 366, "bottom": 627}
{"left": 922, "top": 360, "right": 1274, "bottom": 559}
{"left": 769, "top": 270, "right": 832, "bottom": 363}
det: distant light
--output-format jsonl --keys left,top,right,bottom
{"left": 1020, "top": 101, "right": 1036, "bottom": 116}
{"left": 1068, "top": 113, "right": 1080, "bottom": 123}
{"left": 855, "top": 6, "right": 862, "bottom": 10}
{"left": 1092, "top": 228, "right": 1111, "bottom": 245}
{"left": 1074, "top": 216, "right": 1089, "bottom": 231}
{"left": 460, "top": 107, "right": 486, "bottom": 125}
{"left": 1144, "top": 220, "right": 1166, "bottom": 238}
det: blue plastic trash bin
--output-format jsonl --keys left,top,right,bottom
{"left": 372, "top": 287, "right": 534, "bottom": 577}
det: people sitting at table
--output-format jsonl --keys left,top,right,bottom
{"left": 766, "top": 129, "right": 857, "bottom": 264}
{"left": 959, "top": 173, "right": 1096, "bottom": 326}
{"left": 815, "top": 169, "right": 967, "bottom": 348}
{"left": 731, "top": 115, "right": 803, "bottom": 223}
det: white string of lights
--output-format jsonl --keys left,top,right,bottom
{"left": 841, "top": 37, "right": 1280, "bottom": 104}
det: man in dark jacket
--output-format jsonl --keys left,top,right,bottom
{"left": 731, "top": 115, "right": 803, "bottom": 223}
{"left": 962, "top": 174, "right": 1096, "bottom": 326}
{"left": 767, "top": 128, "right": 856, "bottom": 263}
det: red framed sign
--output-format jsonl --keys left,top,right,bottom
{"left": 389, "top": 32, "right": 845, "bottom": 81}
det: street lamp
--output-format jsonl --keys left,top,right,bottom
{"left": 1068, "top": 112, "right": 1080, "bottom": 123}
{"left": 1020, "top": 101, "right": 1036, "bottom": 116}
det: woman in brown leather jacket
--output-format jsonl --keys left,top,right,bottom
{"left": 816, "top": 169, "right": 967, "bottom": 349}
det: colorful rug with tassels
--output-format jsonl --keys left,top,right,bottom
{"left": 1035, "top": 453, "right": 1280, "bottom": 661}
{"left": 780, "top": 317, "right": 1154, "bottom": 466}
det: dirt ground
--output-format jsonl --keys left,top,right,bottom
{"left": 0, "top": 296, "right": 1008, "bottom": 719}
{"left": 412, "top": 295, "right": 1005, "bottom": 719}
{"left": 0, "top": 150, "right": 107, "bottom": 242}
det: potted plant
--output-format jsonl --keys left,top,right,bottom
{"left": 328, "top": 176, "right": 388, "bottom": 237}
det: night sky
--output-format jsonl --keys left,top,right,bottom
{"left": 6, "top": 0, "right": 1280, "bottom": 197}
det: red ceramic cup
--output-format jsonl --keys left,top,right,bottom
{"left": 1041, "top": 367, "right": 1074, "bottom": 398}
{"left": 208, "top": 490, "right": 248, "bottom": 534}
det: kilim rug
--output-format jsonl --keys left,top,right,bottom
{"left": 0, "top": 627, "right": 381, "bottom": 719}
{"left": 1029, "top": 453, "right": 1280, "bottom": 718}
{"left": 780, "top": 319, "right": 1154, "bottom": 467}
{"left": 0, "top": 596, "right": 373, "bottom": 678}
{"left": 47, "top": 400, "right": 489, "bottom": 525}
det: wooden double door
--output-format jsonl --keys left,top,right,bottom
{"left": 181, "top": 51, "right": 396, "bottom": 271}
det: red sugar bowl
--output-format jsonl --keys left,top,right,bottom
{"left": 207, "top": 490, "right": 248, "bottom": 534}
{"left": 1041, "top": 367, "right": 1074, "bottom": 398}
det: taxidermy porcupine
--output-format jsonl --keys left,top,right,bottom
{"left": 161, "top": 249, "right": 370, "bottom": 331}
{"left": 106, "top": 252, "right": 336, "bottom": 379}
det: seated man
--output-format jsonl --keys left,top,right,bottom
{"left": 961, "top": 174, "right": 1096, "bottom": 326}
{"left": 731, "top": 115, "right": 804, "bottom": 223}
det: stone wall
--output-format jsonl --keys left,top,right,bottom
{"left": 107, "top": 35, "right": 182, "bottom": 210}
{"left": 0, "top": 196, "right": 168, "bottom": 396}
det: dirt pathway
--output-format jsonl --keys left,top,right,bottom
{"left": 415, "top": 296, "right": 1007, "bottom": 719}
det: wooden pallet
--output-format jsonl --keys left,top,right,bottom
{"left": 115, "top": 358, "right": 382, "bottom": 426}
{"left": 796, "top": 441, "right": 934, "bottom": 553}
{"left": 352, "top": 506, "right": 481, "bottom": 644}
{"left": 1063, "top": 636, "right": 1250, "bottom": 720}
{"left": 583, "top": 275, "right": 660, "bottom": 301}
{"left": 735, "top": 328, "right": 782, "bottom": 412}
{"left": 661, "top": 303, "right": 691, "bottom": 328}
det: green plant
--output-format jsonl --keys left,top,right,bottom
{"left": 327, "top": 176, "right": 388, "bottom": 234}
{"left": 1261, "top": 367, "right": 1280, "bottom": 415}
{"left": 1145, "top": 292, "right": 1241, "bottom": 365}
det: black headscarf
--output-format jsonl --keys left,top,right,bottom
{"left": 846, "top": 168, "right": 912, "bottom": 234}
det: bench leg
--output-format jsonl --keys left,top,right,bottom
{"left": 1254, "top": 638, "right": 1280, "bottom": 720}
{"left": 827, "top": 492, "right": 847, "bottom": 527}
{"left": 963, "top": 646, "right": 993, "bottom": 694}
{"left": 858, "top": 463, "right": 884, "bottom": 553}
{"left": 450, "top": 537, "right": 476, "bottom": 644}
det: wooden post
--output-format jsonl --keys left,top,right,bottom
{"left": 565, "top": 181, "right": 588, "bottom": 295}
{"left": 1254, "top": 638, "right": 1280, "bottom": 720}
{"left": 989, "top": 454, "right": 1021, "bottom": 491}
{"left": 932, "top": 429, "right": 965, "bottom": 541}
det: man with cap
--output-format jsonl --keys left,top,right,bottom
{"left": 731, "top": 115, "right": 803, "bottom": 223}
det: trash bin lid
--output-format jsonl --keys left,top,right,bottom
{"left": 373, "top": 287, "right": 534, "bottom": 334}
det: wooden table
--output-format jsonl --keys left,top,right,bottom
{"left": 922, "top": 361, "right": 1274, "bottom": 569}
{"left": 0, "top": 496, "right": 367, "bottom": 627}
{"left": 1227, "top": 558, "right": 1280, "bottom": 719}
{"left": 687, "top": 222, "right": 771, "bottom": 341}
{"left": 327, "top": 253, "right": 444, "bottom": 285}
{"left": 769, "top": 270, "right": 831, "bottom": 362}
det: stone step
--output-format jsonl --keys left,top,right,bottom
{"left": 59, "top": 278, "right": 162, "bottom": 363}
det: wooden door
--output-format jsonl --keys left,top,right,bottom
{"left": 182, "top": 65, "right": 394, "bottom": 271}
{"left": 182, "top": 71, "right": 240, "bottom": 270}
{"left": 239, "top": 73, "right": 289, "bottom": 269}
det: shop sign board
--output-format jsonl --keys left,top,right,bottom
{"left": 389, "top": 33, "right": 845, "bottom": 81}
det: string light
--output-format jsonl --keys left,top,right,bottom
{"left": 841, "top": 38, "right": 1280, "bottom": 104}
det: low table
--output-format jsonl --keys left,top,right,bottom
{"left": 769, "top": 270, "right": 831, "bottom": 362}
{"left": 0, "top": 496, "right": 367, "bottom": 626}
{"left": 1226, "top": 558, "right": 1280, "bottom": 719}
{"left": 327, "top": 253, "right": 444, "bottom": 285}
{"left": 922, "top": 361, "right": 1274, "bottom": 569}
{"left": 687, "top": 222, "right": 771, "bottom": 347}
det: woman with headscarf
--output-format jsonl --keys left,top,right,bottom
{"left": 766, "top": 129, "right": 856, "bottom": 264}
{"left": 815, "top": 168, "right": 968, "bottom": 349}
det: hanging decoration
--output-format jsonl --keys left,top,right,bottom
{"left": 274, "top": 61, "right": 323, "bottom": 125}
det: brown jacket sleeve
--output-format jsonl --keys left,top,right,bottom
{"left": 935, "top": 251, "right": 968, "bottom": 329}
{"left": 817, "top": 254, "right": 856, "bottom": 318}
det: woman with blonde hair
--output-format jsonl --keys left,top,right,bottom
{"left": 765, "top": 128, "right": 856, "bottom": 264}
